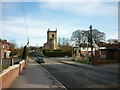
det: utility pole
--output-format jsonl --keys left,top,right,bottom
{"left": 26, "top": 38, "right": 29, "bottom": 61}
{"left": 0, "top": 41, "right": 2, "bottom": 67}
{"left": 89, "top": 25, "right": 93, "bottom": 64}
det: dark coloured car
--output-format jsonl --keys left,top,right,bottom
{"left": 36, "top": 57, "right": 45, "bottom": 64}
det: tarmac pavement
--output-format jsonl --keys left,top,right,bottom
{"left": 9, "top": 58, "right": 65, "bottom": 89}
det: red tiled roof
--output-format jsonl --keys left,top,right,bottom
{"left": 80, "top": 43, "right": 91, "bottom": 47}
{"left": 0, "top": 38, "right": 12, "bottom": 45}
{"left": 79, "top": 42, "right": 120, "bottom": 48}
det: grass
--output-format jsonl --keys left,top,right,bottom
{"left": 99, "top": 59, "right": 120, "bottom": 62}
{"left": 2, "top": 65, "right": 9, "bottom": 69}
{"left": 74, "top": 57, "right": 120, "bottom": 65}
{"left": 0, "top": 65, "right": 9, "bottom": 72}
{"left": 99, "top": 60, "right": 120, "bottom": 64}
{"left": 75, "top": 60, "right": 92, "bottom": 64}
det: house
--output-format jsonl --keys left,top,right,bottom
{"left": 96, "top": 42, "right": 120, "bottom": 60}
{"left": 105, "top": 42, "right": 120, "bottom": 60}
{"left": 73, "top": 43, "right": 96, "bottom": 57}
{"left": 0, "top": 38, "right": 11, "bottom": 59}
{"left": 73, "top": 41, "right": 120, "bottom": 60}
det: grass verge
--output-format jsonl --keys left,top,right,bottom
{"left": 75, "top": 60, "right": 91, "bottom": 64}
{"left": 0, "top": 65, "right": 9, "bottom": 72}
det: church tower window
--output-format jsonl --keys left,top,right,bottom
{"left": 52, "top": 34, "right": 54, "bottom": 38}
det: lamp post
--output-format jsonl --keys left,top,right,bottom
{"left": 89, "top": 25, "right": 93, "bottom": 64}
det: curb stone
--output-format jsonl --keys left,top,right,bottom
{"left": 41, "top": 64, "right": 67, "bottom": 90}
{"left": 58, "top": 60, "right": 94, "bottom": 68}
{"left": 58, "top": 61, "right": 80, "bottom": 67}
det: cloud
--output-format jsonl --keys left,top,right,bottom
{"left": 29, "top": 38, "right": 46, "bottom": 46}
{"left": 1, "top": 15, "right": 80, "bottom": 46}
{"left": 3, "top": 17, "right": 26, "bottom": 36}
{"left": 1, "top": 16, "right": 65, "bottom": 46}
{"left": 1, "top": 2, "right": 118, "bottom": 47}
{"left": 40, "top": 2, "right": 117, "bottom": 17}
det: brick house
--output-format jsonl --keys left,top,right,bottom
{"left": 73, "top": 42, "right": 120, "bottom": 60}
{"left": 73, "top": 43, "right": 98, "bottom": 56}
{"left": 105, "top": 42, "right": 120, "bottom": 60}
{"left": 0, "top": 38, "right": 11, "bottom": 59}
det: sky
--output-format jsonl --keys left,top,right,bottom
{"left": 0, "top": 0, "right": 119, "bottom": 47}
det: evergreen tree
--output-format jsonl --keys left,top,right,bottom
{"left": 22, "top": 46, "right": 28, "bottom": 60}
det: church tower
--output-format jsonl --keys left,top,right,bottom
{"left": 42, "top": 28, "right": 59, "bottom": 50}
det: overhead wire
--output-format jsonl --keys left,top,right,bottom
{"left": 21, "top": 1, "right": 29, "bottom": 46}
{"left": 0, "top": 0, "right": 3, "bottom": 66}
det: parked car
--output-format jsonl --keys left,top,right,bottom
{"left": 36, "top": 57, "right": 45, "bottom": 64}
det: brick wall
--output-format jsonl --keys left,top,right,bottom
{"left": 0, "top": 74, "right": 2, "bottom": 90}
{"left": 0, "top": 60, "right": 26, "bottom": 89}
{"left": 2, "top": 65, "right": 20, "bottom": 88}
{"left": 93, "top": 56, "right": 118, "bottom": 65}
{"left": 19, "top": 60, "right": 26, "bottom": 73}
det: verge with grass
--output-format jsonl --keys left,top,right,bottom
{"left": 75, "top": 60, "right": 91, "bottom": 64}
{"left": 0, "top": 65, "right": 9, "bottom": 72}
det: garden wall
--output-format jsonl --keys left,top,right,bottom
{"left": 93, "top": 56, "right": 119, "bottom": 65}
{"left": 0, "top": 60, "right": 26, "bottom": 89}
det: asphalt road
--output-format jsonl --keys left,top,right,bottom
{"left": 43, "top": 57, "right": 119, "bottom": 89}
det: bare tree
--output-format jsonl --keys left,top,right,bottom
{"left": 71, "top": 29, "right": 106, "bottom": 45}
{"left": 91, "top": 29, "right": 106, "bottom": 45}
{"left": 9, "top": 40, "right": 17, "bottom": 49}
{"left": 58, "top": 37, "right": 72, "bottom": 46}
{"left": 58, "top": 37, "right": 62, "bottom": 46}
{"left": 71, "top": 30, "right": 88, "bottom": 45}
{"left": 58, "top": 37, "right": 72, "bottom": 51}
{"left": 9, "top": 40, "right": 23, "bottom": 57}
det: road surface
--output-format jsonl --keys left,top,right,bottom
{"left": 43, "top": 57, "right": 119, "bottom": 89}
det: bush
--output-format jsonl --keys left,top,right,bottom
{"left": 29, "top": 52, "right": 44, "bottom": 57}
{"left": 43, "top": 50, "right": 72, "bottom": 57}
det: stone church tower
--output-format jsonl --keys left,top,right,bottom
{"left": 42, "top": 28, "right": 60, "bottom": 50}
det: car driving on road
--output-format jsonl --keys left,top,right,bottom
{"left": 36, "top": 57, "right": 45, "bottom": 64}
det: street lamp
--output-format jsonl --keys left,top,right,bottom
{"left": 89, "top": 25, "right": 93, "bottom": 64}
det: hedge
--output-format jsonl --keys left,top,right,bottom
{"left": 43, "top": 50, "right": 72, "bottom": 57}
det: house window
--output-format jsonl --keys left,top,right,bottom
{"left": 3, "top": 44, "right": 5, "bottom": 48}
{"left": 52, "top": 34, "right": 54, "bottom": 37}
{"left": 82, "top": 47, "right": 86, "bottom": 50}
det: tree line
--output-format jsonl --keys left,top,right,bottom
{"left": 58, "top": 29, "right": 106, "bottom": 50}
{"left": 8, "top": 28, "right": 118, "bottom": 57}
